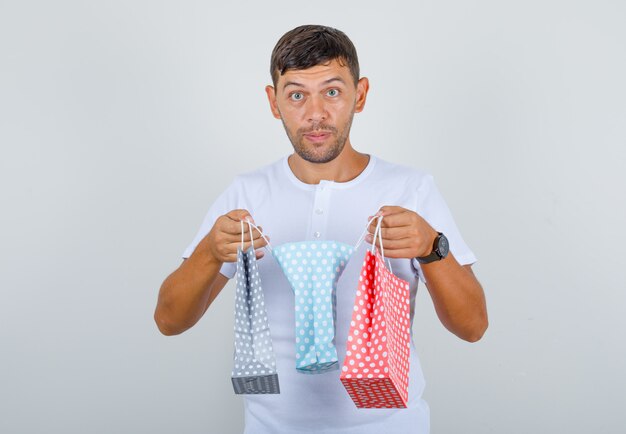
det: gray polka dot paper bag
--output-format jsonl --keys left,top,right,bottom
{"left": 231, "top": 224, "right": 280, "bottom": 394}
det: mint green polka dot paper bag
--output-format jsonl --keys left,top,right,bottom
{"left": 272, "top": 240, "right": 354, "bottom": 374}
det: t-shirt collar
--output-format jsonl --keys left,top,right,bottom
{"left": 282, "top": 154, "right": 377, "bottom": 191}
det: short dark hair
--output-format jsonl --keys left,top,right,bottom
{"left": 270, "top": 25, "right": 360, "bottom": 87}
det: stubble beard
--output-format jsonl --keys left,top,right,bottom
{"left": 282, "top": 112, "right": 355, "bottom": 164}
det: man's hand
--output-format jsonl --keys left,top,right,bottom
{"left": 154, "top": 209, "right": 270, "bottom": 336}
{"left": 204, "top": 209, "right": 269, "bottom": 263}
{"left": 364, "top": 205, "right": 488, "bottom": 342}
{"left": 364, "top": 206, "right": 438, "bottom": 259}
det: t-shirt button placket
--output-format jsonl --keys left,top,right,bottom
{"left": 312, "top": 181, "right": 332, "bottom": 241}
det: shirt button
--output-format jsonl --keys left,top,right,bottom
{"left": 314, "top": 231, "right": 321, "bottom": 238}
{"left": 315, "top": 208, "right": 323, "bottom": 215}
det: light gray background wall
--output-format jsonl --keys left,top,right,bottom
{"left": 1, "top": 1, "right": 624, "bottom": 433}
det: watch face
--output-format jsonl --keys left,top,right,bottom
{"left": 437, "top": 234, "right": 449, "bottom": 257}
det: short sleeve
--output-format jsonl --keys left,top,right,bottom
{"left": 181, "top": 179, "right": 241, "bottom": 279}
{"left": 410, "top": 175, "right": 477, "bottom": 282}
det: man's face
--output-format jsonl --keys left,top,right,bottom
{"left": 266, "top": 59, "right": 369, "bottom": 164}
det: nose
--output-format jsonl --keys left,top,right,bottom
{"left": 305, "top": 94, "right": 328, "bottom": 124}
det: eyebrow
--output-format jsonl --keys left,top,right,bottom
{"left": 282, "top": 76, "right": 346, "bottom": 91}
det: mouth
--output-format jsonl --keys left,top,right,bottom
{"left": 303, "top": 131, "right": 332, "bottom": 143}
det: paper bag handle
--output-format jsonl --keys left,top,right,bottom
{"left": 240, "top": 219, "right": 273, "bottom": 253}
{"left": 354, "top": 214, "right": 393, "bottom": 273}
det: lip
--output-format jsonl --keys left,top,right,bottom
{"left": 303, "top": 131, "right": 332, "bottom": 143}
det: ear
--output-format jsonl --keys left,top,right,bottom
{"left": 265, "top": 85, "right": 282, "bottom": 119}
{"left": 354, "top": 77, "right": 370, "bottom": 113}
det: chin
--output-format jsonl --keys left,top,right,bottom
{"left": 302, "top": 139, "right": 345, "bottom": 161}
{"left": 297, "top": 147, "right": 343, "bottom": 164}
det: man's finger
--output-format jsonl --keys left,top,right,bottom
{"left": 220, "top": 230, "right": 270, "bottom": 245}
{"left": 220, "top": 218, "right": 249, "bottom": 235}
{"left": 376, "top": 247, "right": 415, "bottom": 260}
{"left": 379, "top": 237, "right": 414, "bottom": 250}
{"left": 367, "top": 217, "right": 412, "bottom": 236}
{"left": 235, "top": 240, "right": 269, "bottom": 253}
{"left": 226, "top": 233, "right": 269, "bottom": 248}
{"left": 378, "top": 206, "right": 407, "bottom": 216}
{"left": 220, "top": 213, "right": 261, "bottom": 236}
{"left": 366, "top": 227, "right": 413, "bottom": 241}
{"left": 225, "top": 209, "right": 254, "bottom": 222}
{"left": 378, "top": 211, "right": 414, "bottom": 228}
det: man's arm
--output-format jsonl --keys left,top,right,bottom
{"left": 154, "top": 255, "right": 229, "bottom": 336}
{"left": 154, "top": 210, "right": 267, "bottom": 336}
{"left": 366, "top": 206, "right": 488, "bottom": 342}
{"left": 421, "top": 259, "right": 487, "bottom": 342}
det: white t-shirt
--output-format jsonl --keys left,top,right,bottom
{"left": 183, "top": 155, "right": 476, "bottom": 434}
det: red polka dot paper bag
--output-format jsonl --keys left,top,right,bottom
{"left": 340, "top": 249, "right": 411, "bottom": 408}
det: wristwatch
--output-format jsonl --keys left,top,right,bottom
{"left": 415, "top": 232, "right": 449, "bottom": 264}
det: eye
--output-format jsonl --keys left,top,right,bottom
{"left": 290, "top": 92, "right": 304, "bottom": 101}
{"left": 326, "top": 88, "right": 339, "bottom": 97}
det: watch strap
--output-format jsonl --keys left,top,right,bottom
{"left": 415, "top": 232, "right": 446, "bottom": 265}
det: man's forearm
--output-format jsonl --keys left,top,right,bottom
{"left": 154, "top": 245, "right": 223, "bottom": 336}
{"left": 422, "top": 254, "right": 488, "bottom": 342}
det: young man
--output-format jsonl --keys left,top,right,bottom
{"left": 155, "top": 25, "right": 487, "bottom": 434}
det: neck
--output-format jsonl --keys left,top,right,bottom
{"left": 288, "top": 143, "right": 370, "bottom": 184}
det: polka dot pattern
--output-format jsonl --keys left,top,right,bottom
{"left": 232, "top": 246, "right": 280, "bottom": 394}
{"left": 340, "top": 250, "right": 411, "bottom": 408}
{"left": 272, "top": 240, "right": 354, "bottom": 374}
